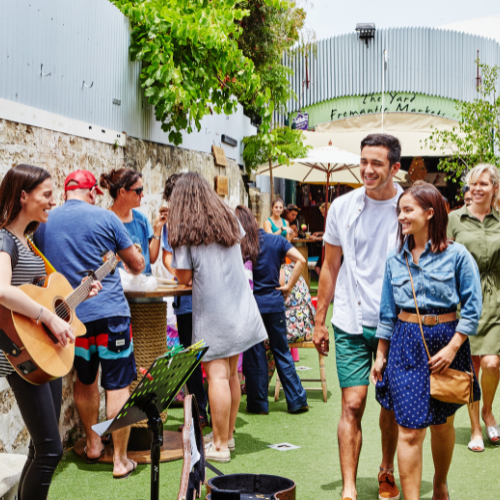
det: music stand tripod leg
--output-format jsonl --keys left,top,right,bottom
{"left": 145, "top": 400, "right": 163, "bottom": 500}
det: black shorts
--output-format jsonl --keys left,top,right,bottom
{"left": 74, "top": 317, "right": 136, "bottom": 390}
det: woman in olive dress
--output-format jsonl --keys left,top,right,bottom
{"left": 448, "top": 163, "right": 500, "bottom": 451}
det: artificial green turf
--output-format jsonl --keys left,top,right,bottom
{"left": 48, "top": 307, "right": 500, "bottom": 499}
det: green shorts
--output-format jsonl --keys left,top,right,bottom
{"left": 333, "top": 325, "right": 379, "bottom": 388}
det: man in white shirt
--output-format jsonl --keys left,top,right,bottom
{"left": 313, "top": 134, "right": 403, "bottom": 500}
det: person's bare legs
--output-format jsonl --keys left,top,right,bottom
{"left": 380, "top": 408, "right": 398, "bottom": 469}
{"left": 228, "top": 355, "right": 240, "bottom": 442}
{"left": 74, "top": 376, "right": 102, "bottom": 459}
{"left": 107, "top": 387, "right": 136, "bottom": 476}
{"left": 430, "top": 416, "right": 455, "bottom": 500}
{"left": 468, "top": 356, "right": 483, "bottom": 443}
{"left": 338, "top": 385, "right": 368, "bottom": 499}
{"left": 479, "top": 355, "right": 500, "bottom": 431}
{"left": 204, "top": 358, "right": 231, "bottom": 452}
{"left": 397, "top": 426, "right": 426, "bottom": 500}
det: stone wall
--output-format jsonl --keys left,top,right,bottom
{"left": 248, "top": 187, "right": 271, "bottom": 229}
{"left": 0, "top": 118, "right": 248, "bottom": 453}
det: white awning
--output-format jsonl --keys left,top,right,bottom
{"left": 310, "top": 112, "right": 460, "bottom": 156}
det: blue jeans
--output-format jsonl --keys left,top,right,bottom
{"left": 243, "top": 311, "right": 307, "bottom": 412}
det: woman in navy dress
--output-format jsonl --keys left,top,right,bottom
{"left": 371, "top": 183, "right": 482, "bottom": 500}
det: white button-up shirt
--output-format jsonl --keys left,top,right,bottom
{"left": 323, "top": 184, "right": 403, "bottom": 334}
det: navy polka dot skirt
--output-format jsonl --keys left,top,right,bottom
{"left": 376, "top": 309, "right": 481, "bottom": 429}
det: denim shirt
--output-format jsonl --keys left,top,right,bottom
{"left": 376, "top": 240, "right": 482, "bottom": 340}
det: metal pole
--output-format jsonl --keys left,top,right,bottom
{"left": 268, "top": 158, "right": 274, "bottom": 201}
{"left": 381, "top": 49, "right": 385, "bottom": 133}
{"left": 146, "top": 403, "right": 163, "bottom": 500}
{"left": 322, "top": 169, "right": 330, "bottom": 262}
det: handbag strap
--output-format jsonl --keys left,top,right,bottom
{"left": 404, "top": 254, "right": 432, "bottom": 361}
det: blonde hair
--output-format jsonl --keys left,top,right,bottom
{"left": 466, "top": 164, "right": 500, "bottom": 210}
{"left": 319, "top": 202, "right": 331, "bottom": 212}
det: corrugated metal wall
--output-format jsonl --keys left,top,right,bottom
{"left": 285, "top": 28, "right": 500, "bottom": 112}
{"left": 0, "top": 0, "right": 144, "bottom": 134}
{"left": 0, "top": 0, "right": 255, "bottom": 161}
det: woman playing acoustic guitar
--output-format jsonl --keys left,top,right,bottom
{"left": 0, "top": 165, "right": 101, "bottom": 500}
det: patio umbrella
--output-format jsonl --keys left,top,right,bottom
{"left": 256, "top": 144, "right": 407, "bottom": 257}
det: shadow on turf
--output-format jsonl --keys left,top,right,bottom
{"left": 455, "top": 426, "right": 500, "bottom": 449}
{"left": 270, "top": 390, "right": 333, "bottom": 408}
{"left": 58, "top": 450, "right": 149, "bottom": 477}
{"left": 320, "top": 477, "right": 433, "bottom": 496}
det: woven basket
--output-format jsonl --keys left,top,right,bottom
{"left": 129, "top": 301, "right": 168, "bottom": 428}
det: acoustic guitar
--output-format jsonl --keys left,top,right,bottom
{"left": 0, "top": 251, "right": 118, "bottom": 385}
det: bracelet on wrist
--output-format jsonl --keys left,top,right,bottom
{"left": 35, "top": 306, "right": 44, "bottom": 324}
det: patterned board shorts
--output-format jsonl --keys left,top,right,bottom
{"left": 74, "top": 316, "right": 136, "bottom": 391}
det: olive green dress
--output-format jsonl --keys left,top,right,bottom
{"left": 448, "top": 206, "right": 500, "bottom": 355}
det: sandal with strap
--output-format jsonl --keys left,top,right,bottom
{"left": 468, "top": 438, "right": 485, "bottom": 452}
{"left": 485, "top": 424, "right": 500, "bottom": 445}
{"left": 378, "top": 468, "right": 400, "bottom": 500}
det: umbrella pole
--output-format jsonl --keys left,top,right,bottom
{"left": 268, "top": 158, "right": 274, "bottom": 201}
{"left": 322, "top": 170, "right": 330, "bottom": 262}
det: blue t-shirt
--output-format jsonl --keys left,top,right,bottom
{"left": 253, "top": 229, "right": 293, "bottom": 314}
{"left": 123, "top": 209, "right": 154, "bottom": 275}
{"left": 34, "top": 199, "right": 134, "bottom": 323}
{"left": 162, "top": 225, "right": 192, "bottom": 316}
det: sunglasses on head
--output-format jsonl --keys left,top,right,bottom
{"left": 127, "top": 187, "right": 144, "bottom": 195}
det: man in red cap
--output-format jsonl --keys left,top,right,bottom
{"left": 64, "top": 169, "right": 104, "bottom": 204}
{"left": 35, "top": 169, "right": 144, "bottom": 479}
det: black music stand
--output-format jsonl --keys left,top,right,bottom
{"left": 92, "top": 346, "right": 208, "bottom": 500}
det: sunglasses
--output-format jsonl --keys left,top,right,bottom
{"left": 127, "top": 187, "right": 144, "bottom": 195}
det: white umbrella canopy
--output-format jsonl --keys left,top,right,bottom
{"left": 257, "top": 144, "right": 408, "bottom": 251}
{"left": 256, "top": 145, "right": 407, "bottom": 184}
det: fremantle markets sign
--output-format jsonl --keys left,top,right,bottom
{"left": 295, "top": 92, "right": 458, "bottom": 126}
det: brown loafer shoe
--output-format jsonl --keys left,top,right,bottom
{"left": 379, "top": 471, "right": 400, "bottom": 500}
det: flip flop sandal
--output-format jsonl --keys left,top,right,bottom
{"left": 485, "top": 424, "right": 500, "bottom": 445}
{"left": 113, "top": 459, "right": 137, "bottom": 480}
{"left": 84, "top": 446, "right": 105, "bottom": 464}
{"left": 468, "top": 438, "right": 484, "bottom": 452}
{"left": 101, "top": 434, "right": 112, "bottom": 445}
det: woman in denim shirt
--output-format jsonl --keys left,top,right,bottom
{"left": 371, "top": 183, "right": 482, "bottom": 500}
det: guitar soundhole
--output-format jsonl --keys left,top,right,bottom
{"left": 53, "top": 298, "right": 71, "bottom": 323}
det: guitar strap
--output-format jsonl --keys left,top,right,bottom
{"left": 26, "top": 237, "right": 56, "bottom": 275}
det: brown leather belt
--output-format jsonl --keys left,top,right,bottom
{"left": 398, "top": 311, "right": 457, "bottom": 326}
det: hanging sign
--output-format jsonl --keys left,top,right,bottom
{"left": 292, "top": 111, "right": 309, "bottom": 130}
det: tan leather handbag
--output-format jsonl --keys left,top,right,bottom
{"left": 405, "top": 255, "right": 474, "bottom": 405}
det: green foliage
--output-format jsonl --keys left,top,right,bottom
{"left": 242, "top": 126, "right": 311, "bottom": 174}
{"left": 425, "top": 62, "right": 500, "bottom": 182}
{"left": 236, "top": 1, "right": 306, "bottom": 122}
{"left": 110, "top": 0, "right": 287, "bottom": 145}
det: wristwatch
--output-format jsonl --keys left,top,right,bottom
{"left": 152, "top": 235, "right": 161, "bottom": 240}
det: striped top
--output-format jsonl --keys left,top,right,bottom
{"left": 0, "top": 229, "right": 47, "bottom": 377}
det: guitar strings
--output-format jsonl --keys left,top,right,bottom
{"left": 52, "top": 259, "right": 115, "bottom": 319}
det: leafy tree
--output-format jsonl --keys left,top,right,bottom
{"left": 236, "top": 1, "right": 307, "bottom": 124}
{"left": 425, "top": 62, "right": 500, "bottom": 181}
{"left": 242, "top": 126, "right": 311, "bottom": 195}
{"left": 110, "top": 0, "right": 287, "bottom": 145}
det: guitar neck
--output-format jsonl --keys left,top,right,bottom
{"left": 66, "top": 260, "right": 114, "bottom": 310}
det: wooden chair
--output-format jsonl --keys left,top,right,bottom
{"left": 274, "top": 341, "right": 328, "bottom": 403}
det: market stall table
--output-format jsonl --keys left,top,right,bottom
{"left": 73, "top": 285, "right": 193, "bottom": 465}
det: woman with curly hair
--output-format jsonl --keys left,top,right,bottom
{"left": 168, "top": 173, "right": 267, "bottom": 463}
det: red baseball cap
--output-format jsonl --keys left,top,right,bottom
{"left": 64, "top": 170, "right": 104, "bottom": 195}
